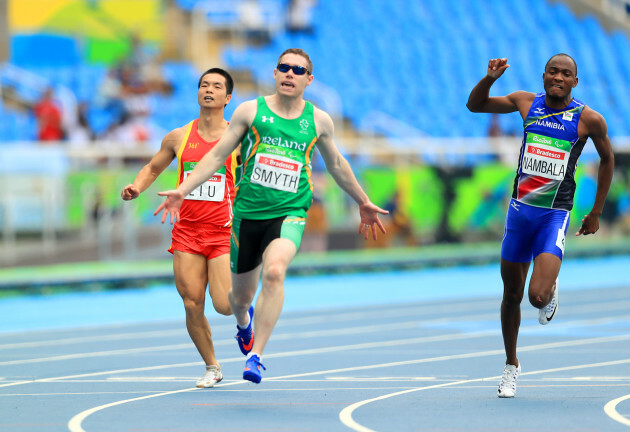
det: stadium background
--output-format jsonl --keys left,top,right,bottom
{"left": 1, "top": 0, "right": 630, "bottom": 286}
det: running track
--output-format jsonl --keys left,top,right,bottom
{"left": 1, "top": 256, "right": 630, "bottom": 431}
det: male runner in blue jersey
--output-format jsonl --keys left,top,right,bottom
{"left": 467, "top": 54, "right": 614, "bottom": 398}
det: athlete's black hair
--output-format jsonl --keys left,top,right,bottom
{"left": 198, "top": 67, "right": 234, "bottom": 95}
{"left": 545, "top": 53, "right": 578, "bottom": 76}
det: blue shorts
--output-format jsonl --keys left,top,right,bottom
{"left": 501, "top": 199, "right": 570, "bottom": 263}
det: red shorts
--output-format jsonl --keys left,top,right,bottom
{"left": 168, "top": 222, "right": 230, "bottom": 260}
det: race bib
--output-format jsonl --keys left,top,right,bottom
{"left": 184, "top": 170, "right": 225, "bottom": 202}
{"left": 522, "top": 133, "right": 570, "bottom": 181}
{"left": 250, "top": 153, "right": 302, "bottom": 193}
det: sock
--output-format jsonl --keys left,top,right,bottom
{"left": 236, "top": 311, "right": 251, "bottom": 330}
{"left": 247, "top": 352, "right": 261, "bottom": 360}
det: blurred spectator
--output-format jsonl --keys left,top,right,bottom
{"left": 95, "top": 67, "right": 127, "bottom": 127}
{"left": 383, "top": 190, "right": 415, "bottom": 246}
{"left": 371, "top": 190, "right": 414, "bottom": 248}
{"left": 238, "top": 0, "right": 271, "bottom": 43}
{"left": 67, "top": 102, "right": 94, "bottom": 146}
{"left": 488, "top": 113, "right": 503, "bottom": 137}
{"left": 303, "top": 196, "right": 328, "bottom": 251}
{"left": 33, "top": 87, "right": 65, "bottom": 142}
{"left": 286, "top": 0, "right": 317, "bottom": 34}
{"left": 302, "top": 170, "right": 329, "bottom": 251}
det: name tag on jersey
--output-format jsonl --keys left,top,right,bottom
{"left": 522, "top": 133, "right": 570, "bottom": 181}
{"left": 250, "top": 153, "right": 302, "bottom": 193}
{"left": 184, "top": 170, "right": 225, "bottom": 202}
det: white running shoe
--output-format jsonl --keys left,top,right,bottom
{"left": 196, "top": 365, "right": 222, "bottom": 388}
{"left": 497, "top": 363, "right": 521, "bottom": 398}
{"left": 538, "top": 279, "right": 559, "bottom": 325}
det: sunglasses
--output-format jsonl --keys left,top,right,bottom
{"left": 277, "top": 63, "right": 310, "bottom": 75}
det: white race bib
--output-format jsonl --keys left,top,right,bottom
{"left": 184, "top": 171, "right": 225, "bottom": 202}
{"left": 521, "top": 134, "right": 570, "bottom": 181}
{"left": 250, "top": 153, "right": 302, "bottom": 193}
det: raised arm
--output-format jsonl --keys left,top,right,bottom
{"left": 466, "top": 58, "right": 534, "bottom": 114}
{"left": 154, "top": 101, "right": 256, "bottom": 223}
{"left": 314, "top": 108, "right": 389, "bottom": 239}
{"left": 121, "top": 129, "right": 179, "bottom": 200}
{"left": 576, "top": 107, "right": 615, "bottom": 236}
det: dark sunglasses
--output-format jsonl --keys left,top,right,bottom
{"left": 277, "top": 63, "right": 310, "bottom": 75}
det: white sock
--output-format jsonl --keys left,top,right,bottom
{"left": 237, "top": 318, "right": 250, "bottom": 330}
{"left": 236, "top": 310, "right": 251, "bottom": 329}
{"left": 247, "top": 352, "right": 261, "bottom": 360}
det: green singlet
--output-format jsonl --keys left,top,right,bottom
{"left": 234, "top": 96, "right": 318, "bottom": 220}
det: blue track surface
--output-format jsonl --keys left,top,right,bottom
{"left": 1, "top": 256, "right": 630, "bottom": 431}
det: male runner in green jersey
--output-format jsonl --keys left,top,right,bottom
{"left": 155, "top": 48, "right": 388, "bottom": 383}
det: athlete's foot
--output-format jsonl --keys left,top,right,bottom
{"left": 497, "top": 363, "right": 521, "bottom": 398}
{"left": 196, "top": 365, "right": 222, "bottom": 388}
{"left": 243, "top": 354, "right": 265, "bottom": 384}
{"left": 538, "top": 279, "right": 559, "bottom": 325}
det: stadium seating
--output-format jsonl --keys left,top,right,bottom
{"left": 220, "top": 0, "right": 630, "bottom": 139}
{"left": 2, "top": 0, "right": 630, "bottom": 148}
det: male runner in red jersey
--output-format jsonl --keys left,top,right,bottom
{"left": 121, "top": 68, "right": 239, "bottom": 388}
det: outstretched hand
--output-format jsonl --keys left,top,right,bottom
{"left": 576, "top": 213, "right": 600, "bottom": 236}
{"left": 154, "top": 190, "right": 185, "bottom": 224}
{"left": 487, "top": 58, "right": 509, "bottom": 80}
{"left": 358, "top": 202, "right": 389, "bottom": 240}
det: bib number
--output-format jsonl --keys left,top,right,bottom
{"left": 522, "top": 134, "right": 570, "bottom": 180}
{"left": 184, "top": 171, "right": 225, "bottom": 202}
{"left": 250, "top": 153, "right": 302, "bottom": 193}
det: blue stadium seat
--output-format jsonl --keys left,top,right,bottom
{"left": 10, "top": 34, "right": 80, "bottom": 67}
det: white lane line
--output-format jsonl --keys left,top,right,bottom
{"left": 1, "top": 319, "right": 494, "bottom": 367}
{"left": 65, "top": 335, "right": 630, "bottom": 432}
{"left": 0, "top": 329, "right": 188, "bottom": 350}
{"left": 339, "top": 358, "right": 630, "bottom": 432}
{"left": 5, "top": 294, "right": 628, "bottom": 353}
{"left": 0, "top": 299, "right": 494, "bottom": 350}
{"left": 7, "top": 309, "right": 630, "bottom": 367}
{"left": 4, "top": 329, "right": 630, "bottom": 389}
{"left": 604, "top": 394, "right": 630, "bottom": 426}
{"left": 0, "top": 330, "right": 499, "bottom": 388}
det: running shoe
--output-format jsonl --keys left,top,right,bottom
{"left": 243, "top": 354, "right": 266, "bottom": 384}
{"left": 538, "top": 279, "right": 559, "bottom": 325}
{"left": 497, "top": 363, "right": 521, "bottom": 398}
{"left": 235, "top": 305, "right": 254, "bottom": 355}
{"left": 196, "top": 365, "right": 222, "bottom": 388}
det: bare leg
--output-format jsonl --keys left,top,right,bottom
{"left": 251, "top": 238, "right": 297, "bottom": 356}
{"left": 500, "top": 258, "right": 530, "bottom": 367}
{"left": 229, "top": 264, "right": 262, "bottom": 328}
{"left": 174, "top": 251, "right": 217, "bottom": 366}
{"left": 528, "top": 252, "right": 561, "bottom": 309}
{"left": 206, "top": 253, "right": 232, "bottom": 316}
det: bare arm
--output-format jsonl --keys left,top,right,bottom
{"left": 121, "top": 129, "right": 179, "bottom": 200}
{"left": 314, "top": 108, "right": 389, "bottom": 239}
{"left": 154, "top": 101, "right": 256, "bottom": 223}
{"left": 576, "top": 107, "right": 615, "bottom": 236}
{"left": 466, "top": 58, "right": 534, "bottom": 115}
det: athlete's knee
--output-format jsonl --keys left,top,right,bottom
{"left": 528, "top": 286, "right": 547, "bottom": 308}
{"left": 262, "top": 262, "right": 286, "bottom": 286}
{"left": 212, "top": 298, "right": 232, "bottom": 316}
{"left": 528, "top": 294, "right": 545, "bottom": 309}
{"left": 182, "top": 296, "right": 205, "bottom": 315}
{"left": 502, "top": 286, "right": 524, "bottom": 306}
{"left": 228, "top": 287, "right": 253, "bottom": 307}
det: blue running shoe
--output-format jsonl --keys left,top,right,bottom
{"left": 243, "top": 354, "right": 266, "bottom": 383}
{"left": 235, "top": 305, "right": 254, "bottom": 355}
